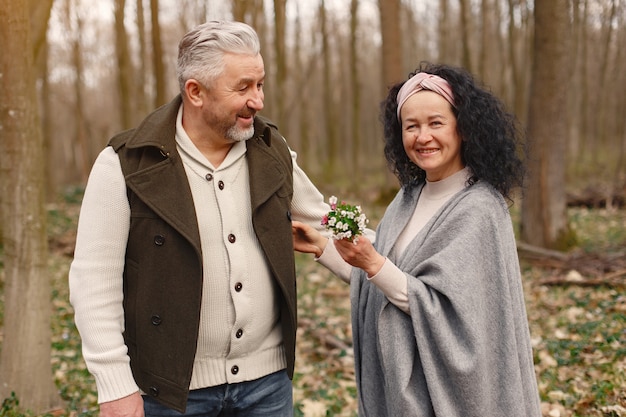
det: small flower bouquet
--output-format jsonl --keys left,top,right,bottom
{"left": 321, "top": 196, "right": 369, "bottom": 242}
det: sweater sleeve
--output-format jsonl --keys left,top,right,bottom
{"left": 68, "top": 146, "right": 139, "bottom": 403}
{"left": 368, "top": 259, "right": 410, "bottom": 313}
{"left": 288, "top": 149, "right": 330, "bottom": 235}
{"left": 316, "top": 239, "right": 352, "bottom": 283}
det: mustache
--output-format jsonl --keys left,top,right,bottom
{"left": 238, "top": 106, "right": 256, "bottom": 118}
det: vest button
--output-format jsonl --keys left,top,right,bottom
{"left": 149, "top": 386, "right": 159, "bottom": 396}
{"left": 236, "top": 329, "right": 243, "bottom": 338}
{"left": 205, "top": 173, "right": 213, "bottom": 181}
{"left": 228, "top": 234, "right": 236, "bottom": 243}
{"left": 218, "top": 180, "right": 225, "bottom": 190}
{"left": 154, "top": 235, "right": 165, "bottom": 246}
{"left": 234, "top": 282, "right": 243, "bottom": 292}
{"left": 231, "top": 365, "right": 239, "bottom": 375}
{"left": 286, "top": 210, "right": 292, "bottom": 221}
{"left": 151, "top": 315, "right": 162, "bottom": 326}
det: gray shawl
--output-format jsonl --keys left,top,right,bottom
{"left": 351, "top": 182, "right": 541, "bottom": 416}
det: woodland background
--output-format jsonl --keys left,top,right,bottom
{"left": 0, "top": 0, "right": 625, "bottom": 416}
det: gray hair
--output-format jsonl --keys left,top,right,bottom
{"left": 176, "top": 21, "right": 261, "bottom": 93}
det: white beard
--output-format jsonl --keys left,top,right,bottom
{"left": 226, "top": 124, "right": 255, "bottom": 142}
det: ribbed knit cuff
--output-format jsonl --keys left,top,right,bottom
{"left": 94, "top": 365, "right": 140, "bottom": 404}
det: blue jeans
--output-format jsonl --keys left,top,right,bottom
{"left": 143, "top": 370, "right": 293, "bottom": 417}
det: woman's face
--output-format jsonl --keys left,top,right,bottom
{"left": 400, "top": 90, "right": 464, "bottom": 182}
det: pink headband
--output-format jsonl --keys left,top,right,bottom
{"left": 396, "top": 73, "right": 456, "bottom": 121}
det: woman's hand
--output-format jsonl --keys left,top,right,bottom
{"left": 292, "top": 221, "right": 328, "bottom": 258}
{"left": 334, "top": 235, "right": 386, "bottom": 278}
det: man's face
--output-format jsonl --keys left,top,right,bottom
{"left": 201, "top": 53, "right": 265, "bottom": 143}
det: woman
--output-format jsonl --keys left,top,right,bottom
{"left": 292, "top": 62, "right": 541, "bottom": 416}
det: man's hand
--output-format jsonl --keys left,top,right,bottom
{"left": 292, "top": 220, "right": 327, "bottom": 257}
{"left": 99, "top": 392, "right": 144, "bottom": 417}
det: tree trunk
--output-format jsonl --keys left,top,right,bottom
{"left": 0, "top": 0, "right": 61, "bottom": 412}
{"left": 459, "top": 0, "right": 473, "bottom": 72}
{"left": 438, "top": 0, "right": 450, "bottom": 62}
{"left": 521, "top": 0, "right": 571, "bottom": 249}
{"left": 115, "top": 0, "right": 133, "bottom": 129}
{"left": 150, "top": 0, "right": 167, "bottom": 107}
{"left": 593, "top": 0, "right": 617, "bottom": 166}
{"left": 578, "top": 0, "right": 590, "bottom": 168}
{"left": 232, "top": 0, "right": 265, "bottom": 32}
{"left": 507, "top": 0, "right": 532, "bottom": 123}
{"left": 610, "top": 11, "right": 626, "bottom": 200}
{"left": 136, "top": 0, "right": 149, "bottom": 121}
{"left": 567, "top": 0, "right": 582, "bottom": 164}
{"left": 294, "top": 3, "right": 313, "bottom": 172}
{"left": 320, "top": 0, "right": 338, "bottom": 181}
{"left": 378, "top": 0, "right": 402, "bottom": 89}
{"left": 479, "top": 0, "right": 489, "bottom": 78}
{"left": 378, "top": 0, "right": 403, "bottom": 189}
{"left": 232, "top": 0, "right": 254, "bottom": 22}
{"left": 273, "top": 0, "right": 287, "bottom": 130}
{"left": 31, "top": 0, "right": 55, "bottom": 200}
{"left": 349, "top": 0, "right": 361, "bottom": 182}
{"left": 69, "top": 0, "right": 91, "bottom": 182}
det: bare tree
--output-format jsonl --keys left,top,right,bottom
{"left": 592, "top": 0, "right": 618, "bottom": 168}
{"left": 136, "top": 0, "right": 149, "bottom": 120}
{"left": 293, "top": 2, "right": 314, "bottom": 171}
{"left": 577, "top": 0, "right": 591, "bottom": 169}
{"left": 439, "top": 0, "right": 451, "bottom": 62}
{"left": 506, "top": 0, "right": 532, "bottom": 125}
{"left": 479, "top": 0, "right": 492, "bottom": 80}
{"left": 0, "top": 0, "right": 61, "bottom": 412}
{"left": 610, "top": 6, "right": 626, "bottom": 203}
{"left": 378, "top": 0, "right": 403, "bottom": 89}
{"left": 67, "top": 0, "right": 91, "bottom": 182}
{"left": 150, "top": 0, "right": 167, "bottom": 107}
{"left": 349, "top": 0, "right": 361, "bottom": 179}
{"left": 233, "top": 0, "right": 265, "bottom": 28}
{"left": 273, "top": 0, "right": 287, "bottom": 130}
{"left": 521, "top": 0, "right": 571, "bottom": 248}
{"left": 115, "top": 0, "right": 134, "bottom": 129}
{"left": 320, "top": 0, "right": 338, "bottom": 180}
{"left": 458, "top": 0, "right": 473, "bottom": 72}
{"left": 32, "top": 0, "right": 56, "bottom": 201}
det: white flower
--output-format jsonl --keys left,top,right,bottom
{"left": 321, "top": 196, "right": 369, "bottom": 242}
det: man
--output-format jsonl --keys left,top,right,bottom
{"left": 69, "top": 21, "right": 329, "bottom": 417}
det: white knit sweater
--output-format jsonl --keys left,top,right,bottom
{"left": 69, "top": 107, "right": 329, "bottom": 403}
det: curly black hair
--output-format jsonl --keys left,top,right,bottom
{"left": 381, "top": 62, "right": 525, "bottom": 201}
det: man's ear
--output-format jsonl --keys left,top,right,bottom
{"left": 184, "top": 79, "right": 204, "bottom": 107}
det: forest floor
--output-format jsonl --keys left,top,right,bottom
{"left": 1, "top": 190, "right": 625, "bottom": 417}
